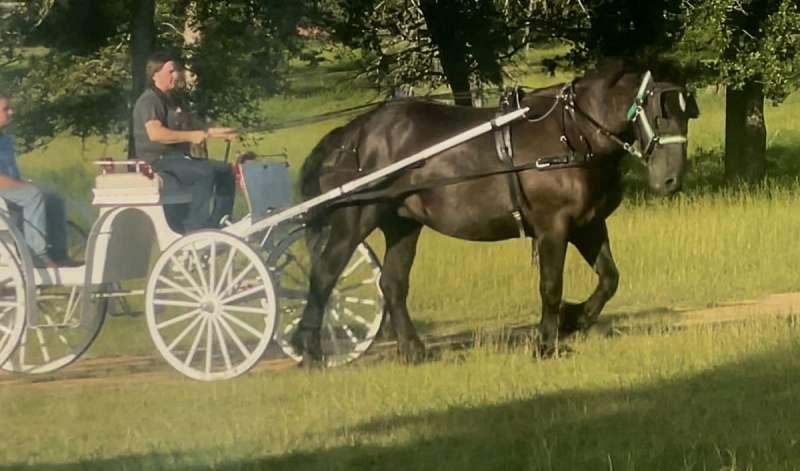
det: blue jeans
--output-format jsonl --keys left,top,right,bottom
{"left": 152, "top": 156, "right": 235, "bottom": 232}
{"left": 0, "top": 183, "right": 48, "bottom": 257}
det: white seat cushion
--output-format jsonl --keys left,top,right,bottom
{"left": 92, "top": 173, "right": 192, "bottom": 205}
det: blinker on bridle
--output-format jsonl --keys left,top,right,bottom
{"left": 624, "top": 70, "right": 689, "bottom": 163}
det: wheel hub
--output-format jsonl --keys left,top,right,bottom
{"left": 200, "top": 299, "right": 219, "bottom": 314}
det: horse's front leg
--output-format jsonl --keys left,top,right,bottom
{"left": 536, "top": 231, "right": 568, "bottom": 356}
{"left": 561, "top": 220, "right": 619, "bottom": 335}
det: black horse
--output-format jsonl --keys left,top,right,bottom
{"left": 291, "top": 64, "right": 699, "bottom": 363}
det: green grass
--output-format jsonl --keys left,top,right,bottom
{"left": 3, "top": 319, "right": 800, "bottom": 470}
{"left": 4, "top": 45, "right": 800, "bottom": 470}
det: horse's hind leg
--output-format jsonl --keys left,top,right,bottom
{"left": 562, "top": 220, "right": 619, "bottom": 335}
{"left": 379, "top": 215, "right": 424, "bottom": 363}
{"left": 292, "top": 207, "right": 378, "bottom": 365}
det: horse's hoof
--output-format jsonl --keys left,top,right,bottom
{"left": 398, "top": 337, "right": 426, "bottom": 364}
{"left": 536, "top": 342, "right": 574, "bottom": 359}
{"left": 559, "top": 301, "right": 586, "bottom": 336}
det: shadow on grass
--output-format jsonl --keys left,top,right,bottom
{"left": 9, "top": 340, "right": 800, "bottom": 470}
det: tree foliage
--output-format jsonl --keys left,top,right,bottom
{"left": 321, "top": 0, "right": 584, "bottom": 103}
{"left": 1, "top": 0, "right": 311, "bottom": 150}
{"left": 679, "top": 0, "right": 800, "bottom": 102}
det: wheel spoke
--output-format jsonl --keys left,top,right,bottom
{"left": 212, "top": 318, "right": 232, "bottom": 371}
{"left": 205, "top": 317, "right": 213, "bottom": 375}
{"left": 341, "top": 253, "right": 367, "bottom": 278}
{"left": 157, "top": 309, "right": 202, "bottom": 330}
{"left": 157, "top": 275, "right": 202, "bottom": 301}
{"left": 220, "top": 284, "right": 265, "bottom": 306}
{"left": 220, "top": 311, "right": 263, "bottom": 338}
{"left": 344, "top": 296, "right": 378, "bottom": 306}
{"left": 170, "top": 253, "right": 204, "bottom": 295}
{"left": 325, "top": 315, "right": 342, "bottom": 358}
{"left": 221, "top": 304, "right": 271, "bottom": 316}
{"left": 190, "top": 245, "right": 210, "bottom": 294}
{"left": 214, "top": 245, "right": 239, "bottom": 297}
{"left": 61, "top": 288, "right": 80, "bottom": 325}
{"left": 282, "top": 316, "right": 300, "bottom": 335}
{"left": 184, "top": 316, "right": 208, "bottom": 367}
{"left": 153, "top": 299, "right": 200, "bottom": 309}
{"left": 216, "top": 314, "right": 251, "bottom": 357}
{"left": 277, "top": 288, "right": 309, "bottom": 300}
{"left": 166, "top": 313, "right": 205, "bottom": 351}
{"left": 343, "top": 307, "right": 372, "bottom": 328}
{"left": 34, "top": 328, "right": 51, "bottom": 364}
{"left": 208, "top": 241, "right": 217, "bottom": 295}
{"left": 217, "top": 262, "right": 256, "bottom": 300}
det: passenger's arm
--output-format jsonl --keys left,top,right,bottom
{"left": 0, "top": 174, "right": 26, "bottom": 189}
{"left": 144, "top": 119, "right": 207, "bottom": 145}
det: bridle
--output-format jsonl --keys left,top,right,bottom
{"left": 623, "top": 71, "right": 690, "bottom": 163}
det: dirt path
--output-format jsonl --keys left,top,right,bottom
{"left": 3, "top": 291, "right": 800, "bottom": 389}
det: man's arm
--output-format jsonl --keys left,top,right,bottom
{"left": 144, "top": 119, "right": 207, "bottom": 145}
{"left": 0, "top": 174, "right": 26, "bottom": 189}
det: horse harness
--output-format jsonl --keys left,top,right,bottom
{"left": 491, "top": 72, "right": 691, "bottom": 237}
{"left": 333, "top": 72, "right": 691, "bottom": 236}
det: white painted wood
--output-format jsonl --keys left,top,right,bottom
{"left": 145, "top": 231, "right": 276, "bottom": 381}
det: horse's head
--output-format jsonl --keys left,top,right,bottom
{"left": 625, "top": 71, "right": 699, "bottom": 194}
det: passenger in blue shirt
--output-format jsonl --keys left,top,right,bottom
{"left": 0, "top": 93, "right": 67, "bottom": 268}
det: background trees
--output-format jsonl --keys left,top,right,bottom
{"left": 680, "top": 0, "right": 800, "bottom": 182}
{"left": 1, "top": 0, "right": 309, "bottom": 152}
{"left": 1, "top": 0, "right": 799, "bottom": 184}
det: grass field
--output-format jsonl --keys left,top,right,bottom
{"left": 3, "top": 319, "right": 800, "bottom": 470}
{"left": 3, "top": 48, "right": 800, "bottom": 470}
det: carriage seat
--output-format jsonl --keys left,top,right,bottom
{"left": 92, "top": 163, "right": 192, "bottom": 206}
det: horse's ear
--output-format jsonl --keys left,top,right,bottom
{"left": 685, "top": 92, "right": 700, "bottom": 119}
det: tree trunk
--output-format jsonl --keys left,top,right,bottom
{"left": 128, "top": 0, "right": 156, "bottom": 158}
{"left": 419, "top": 0, "right": 473, "bottom": 106}
{"left": 724, "top": 81, "right": 767, "bottom": 183}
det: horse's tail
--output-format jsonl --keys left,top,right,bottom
{"left": 298, "top": 125, "right": 354, "bottom": 258}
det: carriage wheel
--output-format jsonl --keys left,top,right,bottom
{"left": 2, "top": 222, "right": 108, "bottom": 374}
{"left": 65, "top": 221, "right": 87, "bottom": 263}
{"left": 0, "top": 241, "right": 26, "bottom": 367}
{"left": 145, "top": 231, "right": 276, "bottom": 381}
{"left": 1, "top": 285, "right": 108, "bottom": 374}
{"left": 265, "top": 228, "right": 384, "bottom": 367}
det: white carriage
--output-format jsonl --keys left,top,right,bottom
{"left": 0, "top": 157, "right": 384, "bottom": 381}
{"left": 0, "top": 107, "right": 529, "bottom": 381}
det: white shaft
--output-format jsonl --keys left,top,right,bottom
{"left": 242, "top": 107, "right": 530, "bottom": 238}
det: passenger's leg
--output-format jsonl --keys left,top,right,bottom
{"left": 206, "top": 159, "right": 235, "bottom": 226}
{"left": 0, "top": 185, "right": 48, "bottom": 258}
{"left": 40, "top": 187, "right": 67, "bottom": 262}
{"left": 153, "top": 157, "right": 214, "bottom": 232}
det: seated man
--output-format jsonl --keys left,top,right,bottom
{"left": 0, "top": 93, "right": 68, "bottom": 268}
{"left": 132, "top": 51, "right": 236, "bottom": 232}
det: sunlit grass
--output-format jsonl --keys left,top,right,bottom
{"left": 3, "top": 318, "right": 800, "bottom": 469}
{"left": 4, "top": 45, "right": 800, "bottom": 471}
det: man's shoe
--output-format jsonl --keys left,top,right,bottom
{"left": 32, "top": 254, "right": 61, "bottom": 269}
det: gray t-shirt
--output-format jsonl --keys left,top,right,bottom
{"left": 132, "top": 88, "right": 192, "bottom": 162}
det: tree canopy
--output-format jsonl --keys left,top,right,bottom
{"left": 1, "top": 0, "right": 311, "bottom": 150}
